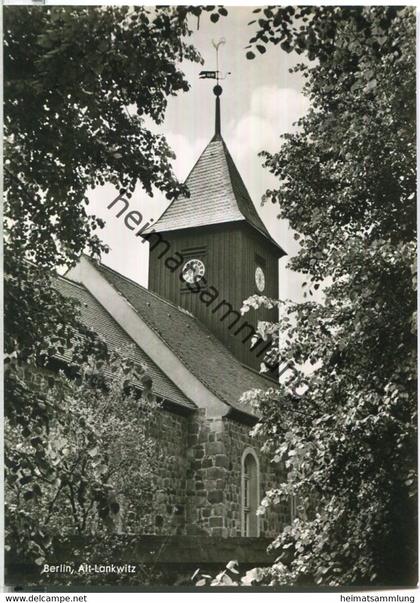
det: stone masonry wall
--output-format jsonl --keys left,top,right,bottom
{"left": 223, "top": 417, "right": 289, "bottom": 538}
{"left": 185, "top": 411, "right": 227, "bottom": 535}
{"left": 12, "top": 363, "right": 289, "bottom": 540}
{"left": 146, "top": 407, "right": 190, "bottom": 535}
{"left": 184, "top": 411, "right": 289, "bottom": 538}
{"left": 10, "top": 363, "right": 191, "bottom": 537}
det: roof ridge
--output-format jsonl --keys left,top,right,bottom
{"left": 95, "top": 260, "right": 236, "bottom": 353}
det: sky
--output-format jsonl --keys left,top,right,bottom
{"left": 86, "top": 7, "right": 312, "bottom": 303}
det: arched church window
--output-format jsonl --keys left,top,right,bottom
{"left": 241, "top": 448, "right": 260, "bottom": 537}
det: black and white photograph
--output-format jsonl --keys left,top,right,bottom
{"left": 2, "top": 1, "right": 417, "bottom": 599}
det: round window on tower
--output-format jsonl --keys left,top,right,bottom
{"left": 255, "top": 266, "right": 265, "bottom": 292}
{"left": 182, "top": 258, "right": 205, "bottom": 285}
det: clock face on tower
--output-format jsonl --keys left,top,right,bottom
{"left": 255, "top": 266, "right": 265, "bottom": 292}
{"left": 182, "top": 258, "right": 205, "bottom": 284}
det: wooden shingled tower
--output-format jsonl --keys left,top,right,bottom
{"left": 145, "top": 83, "right": 285, "bottom": 373}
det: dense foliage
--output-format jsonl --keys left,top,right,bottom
{"left": 4, "top": 5, "right": 203, "bottom": 268}
{"left": 192, "top": 560, "right": 265, "bottom": 586}
{"left": 5, "top": 353, "right": 159, "bottom": 567}
{"left": 242, "top": 6, "right": 417, "bottom": 586}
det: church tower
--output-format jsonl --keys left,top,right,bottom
{"left": 145, "top": 85, "right": 285, "bottom": 372}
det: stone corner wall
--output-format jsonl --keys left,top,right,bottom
{"left": 185, "top": 411, "right": 228, "bottom": 536}
{"left": 184, "top": 410, "right": 290, "bottom": 539}
{"left": 223, "top": 416, "right": 290, "bottom": 538}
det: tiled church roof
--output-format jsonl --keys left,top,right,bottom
{"left": 146, "top": 136, "right": 285, "bottom": 256}
{"left": 91, "top": 261, "right": 278, "bottom": 417}
{"left": 55, "top": 275, "right": 196, "bottom": 410}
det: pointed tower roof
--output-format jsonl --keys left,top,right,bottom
{"left": 148, "top": 86, "right": 286, "bottom": 256}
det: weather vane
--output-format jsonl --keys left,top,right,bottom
{"left": 199, "top": 38, "right": 231, "bottom": 86}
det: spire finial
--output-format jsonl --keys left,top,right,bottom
{"left": 198, "top": 39, "right": 230, "bottom": 139}
{"left": 214, "top": 84, "right": 222, "bottom": 137}
{"left": 212, "top": 38, "right": 225, "bottom": 138}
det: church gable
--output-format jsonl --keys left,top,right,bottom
{"left": 94, "top": 260, "right": 277, "bottom": 416}
{"left": 66, "top": 255, "right": 276, "bottom": 418}
{"left": 55, "top": 275, "right": 195, "bottom": 411}
{"left": 66, "top": 256, "right": 228, "bottom": 417}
